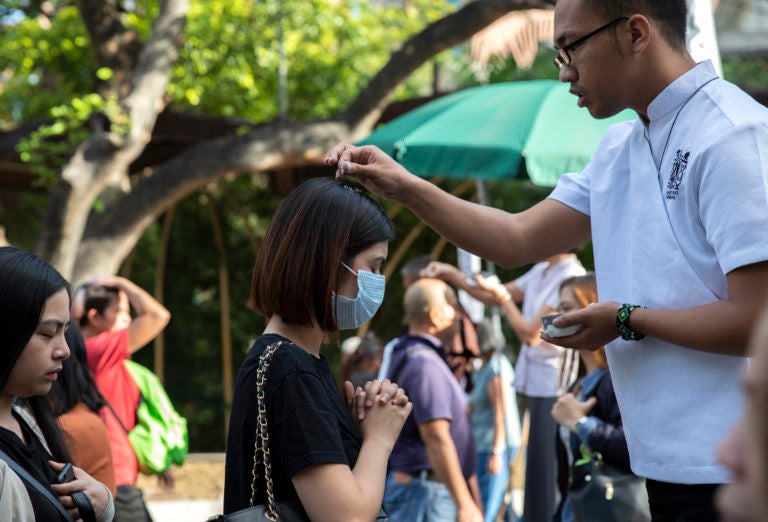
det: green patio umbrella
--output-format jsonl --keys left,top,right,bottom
{"left": 359, "top": 79, "right": 635, "bottom": 187}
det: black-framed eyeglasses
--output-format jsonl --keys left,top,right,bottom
{"left": 553, "top": 16, "right": 629, "bottom": 71}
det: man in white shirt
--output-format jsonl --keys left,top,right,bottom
{"left": 325, "top": 1, "right": 768, "bottom": 519}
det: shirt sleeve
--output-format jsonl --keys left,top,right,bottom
{"left": 514, "top": 267, "right": 534, "bottom": 294}
{"left": 270, "top": 369, "right": 350, "bottom": 478}
{"left": 85, "top": 330, "right": 130, "bottom": 374}
{"left": 400, "top": 351, "right": 456, "bottom": 425}
{"left": 548, "top": 169, "right": 591, "bottom": 218}
{"left": 697, "top": 122, "right": 768, "bottom": 275}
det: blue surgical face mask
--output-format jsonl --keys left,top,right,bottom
{"left": 332, "top": 262, "right": 386, "bottom": 330}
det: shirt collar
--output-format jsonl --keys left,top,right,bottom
{"left": 646, "top": 60, "right": 719, "bottom": 123}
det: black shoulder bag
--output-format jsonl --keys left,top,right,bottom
{"left": 568, "top": 449, "right": 650, "bottom": 522}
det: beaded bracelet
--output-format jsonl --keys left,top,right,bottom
{"left": 616, "top": 303, "right": 646, "bottom": 341}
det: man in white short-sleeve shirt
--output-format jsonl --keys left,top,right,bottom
{"left": 326, "top": 0, "right": 768, "bottom": 519}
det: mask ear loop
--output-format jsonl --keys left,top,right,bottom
{"left": 341, "top": 262, "right": 357, "bottom": 276}
{"left": 333, "top": 262, "right": 358, "bottom": 300}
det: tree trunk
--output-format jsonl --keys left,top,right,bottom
{"left": 38, "top": 0, "right": 190, "bottom": 280}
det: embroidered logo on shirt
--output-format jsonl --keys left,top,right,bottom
{"left": 665, "top": 149, "right": 690, "bottom": 200}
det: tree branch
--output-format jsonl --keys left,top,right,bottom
{"left": 73, "top": 120, "right": 348, "bottom": 280}
{"left": 74, "top": 0, "right": 142, "bottom": 96}
{"left": 342, "top": 0, "right": 555, "bottom": 137}
{"left": 38, "top": 0, "right": 190, "bottom": 278}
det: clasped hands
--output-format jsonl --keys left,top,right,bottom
{"left": 344, "top": 379, "right": 410, "bottom": 420}
{"left": 344, "top": 379, "right": 412, "bottom": 444}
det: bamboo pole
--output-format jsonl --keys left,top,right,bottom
{"left": 153, "top": 205, "right": 176, "bottom": 382}
{"left": 205, "top": 192, "right": 234, "bottom": 435}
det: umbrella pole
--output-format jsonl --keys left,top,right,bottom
{"left": 473, "top": 180, "right": 505, "bottom": 341}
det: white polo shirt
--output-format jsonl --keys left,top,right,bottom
{"left": 549, "top": 61, "right": 768, "bottom": 484}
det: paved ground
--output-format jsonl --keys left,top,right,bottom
{"left": 140, "top": 453, "right": 524, "bottom": 521}
{"left": 145, "top": 491, "right": 524, "bottom": 522}
{"left": 147, "top": 498, "right": 223, "bottom": 521}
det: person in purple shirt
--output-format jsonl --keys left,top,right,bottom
{"left": 383, "top": 278, "right": 482, "bottom": 522}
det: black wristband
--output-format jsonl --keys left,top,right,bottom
{"left": 616, "top": 303, "right": 646, "bottom": 341}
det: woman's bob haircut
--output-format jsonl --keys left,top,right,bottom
{"left": 249, "top": 177, "right": 394, "bottom": 331}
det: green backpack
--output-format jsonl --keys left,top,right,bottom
{"left": 123, "top": 360, "right": 188, "bottom": 475}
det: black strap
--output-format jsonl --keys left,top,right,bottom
{"left": 72, "top": 490, "right": 96, "bottom": 522}
{"left": 104, "top": 400, "right": 131, "bottom": 435}
{"left": 387, "top": 335, "right": 441, "bottom": 384}
{"left": 0, "top": 449, "right": 74, "bottom": 522}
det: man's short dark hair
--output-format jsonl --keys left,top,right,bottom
{"left": 582, "top": 0, "right": 688, "bottom": 51}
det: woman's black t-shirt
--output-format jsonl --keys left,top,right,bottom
{"left": 223, "top": 334, "right": 362, "bottom": 514}
{"left": 0, "top": 410, "right": 67, "bottom": 521}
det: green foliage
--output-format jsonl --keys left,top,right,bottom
{"left": 1, "top": 0, "right": 454, "bottom": 128}
{"left": 449, "top": 43, "right": 560, "bottom": 88}
{"left": 166, "top": 0, "right": 453, "bottom": 121}
{"left": 3, "top": 0, "right": 454, "bottom": 200}
{"left": 0, "top": 6, "right": 96, "bottom": 125}
{"left": 15, "top": 94, "right": 130, "bottom": 186}
{"left": 722, "top": 57, "right": 768, "bottom": 91}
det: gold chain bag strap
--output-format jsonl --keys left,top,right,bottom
{"left": 209, "top": 341, "right": 309, "bottom": 522}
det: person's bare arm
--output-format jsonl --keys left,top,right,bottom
{"left": 326, "top": 144, "right": 591, "bottom": 269}
{"left": 546, "top": 261, "right": 768, "bottom": 356}
{"left": 293, "top": 389, "right": 411, "bottom": 522}
{"left": 420, "top": 261, "right": 498, "bottom": 303}
{"left": 422, "top": 262, "right": 526, "bottom": 310}
{"left": 498, "top": 299, "right": 556, "bottom": 347}
{"left": 419, "top": 419, "right": 483, "bottom": 522}
{"left": 98, "top": 276, "right": 171, "bottom": 353}
{"left": 487, "top": 376, "right": 506, "bottom": 474}
{"left": 474, "top": 275, "right": 553, "bottom": 346}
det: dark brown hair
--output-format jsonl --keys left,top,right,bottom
{"left": 77, "top": 284, "right": 119, "bottom": 327}
{"left": 249, "top": 178, "right": 394, "bottom": 331}
{"left": 581, "top": 0, "right": 688, "bottom": 51}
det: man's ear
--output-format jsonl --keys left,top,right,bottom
{"left": 428, "top": 301, "right": 454, "bottom": 331}
{"left": 626, "top": 13, "right": 651, "bottom": 53}
{"left": 427, "top": 305, "right": 442, "bottom": 329}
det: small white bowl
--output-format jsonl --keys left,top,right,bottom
{"left": 541, "top": 313, "right": 582, "bottom": 337}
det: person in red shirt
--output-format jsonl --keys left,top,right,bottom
{"left": 75, "top": 275, "right": 171, "bottom": 522}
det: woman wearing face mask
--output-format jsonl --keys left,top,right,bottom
{"left": 223, "top": 178, "right": 412, "bottom": 521}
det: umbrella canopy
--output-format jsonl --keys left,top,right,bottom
{"left": 359, "top": 80, "right": 635, "bottom": 187}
